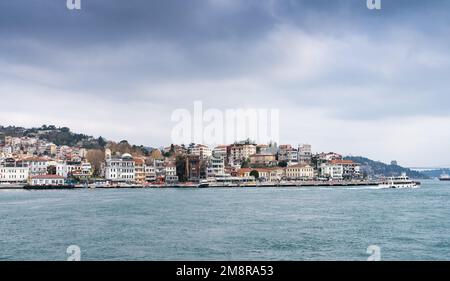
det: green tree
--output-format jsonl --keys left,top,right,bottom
{"left": 250, "top": 170, "right": 259, "bottom": 179}
{"left": 47, "top": 165, "right": 57, "bottom": 175}
{"left": 241, "top": 158, "right": 250, "bottom": 168}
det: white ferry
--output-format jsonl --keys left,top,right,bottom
{"left": 439, "top": 173, "right": 450, "bottom": 181}
{"left": 378, "top": 173, "right": 421, "bottom": 189}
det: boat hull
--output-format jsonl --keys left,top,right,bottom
{"left": 378, "top": 182, "right": 421, "bottom": 189}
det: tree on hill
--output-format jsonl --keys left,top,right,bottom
{"left": 344, "top": 156, "right": 428, "bottom": 179}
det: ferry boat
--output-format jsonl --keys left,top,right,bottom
{"left": 0, "top": 183, "right": 25, "bottom": 189}
{"left": 439, "top": 173, "right": 450, "bottom": 181}
{"left": 378, "top": 173, "right": 421, "bottom": 189}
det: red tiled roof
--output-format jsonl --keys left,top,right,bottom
{"left": 286, "top": 164, "right": 311, "bottom": 168}
{"left": 31, "top": 175, "right": 65, "bottom": 179}
{"left": 21, "top": 157, "right": 51, "bottom": 162}
{"left": 330, "top": 160, "right": 355, "bottom": 165}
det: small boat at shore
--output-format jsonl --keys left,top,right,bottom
{"left": 378, "top": 174, "right": 421, "bottom": 189}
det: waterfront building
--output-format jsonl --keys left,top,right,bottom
{"left": 284, "top": 164, "right": 315, "bottom": 180}
{"left": 134, "top": 158, "right": 146, "bottom": 184}
{"left": 29, "top": 175, "right": 65, "bottom": 186}
{"left": 238, "top": 167, "right": 284, "bottom": 182}
{"left": 0, "top": 166, "right": 29, "bottom": 183}
{"left": 320, "top": 163, "right": 344, "bottom": 180}
{"left": 238, "top": 168, "right": 264, "bottom": 179}
{"left": 144, "top": 165, "right": 156, "bottom": 182}
{"left": 104, "top": 153, "right": 135, "bottom": 183}
{"left": 268, "top": 167, "right": 284, "bottom": 182}
{"left": 329, "top": 160, "right": 361, "bottom": 180}
{"left": 165, "top": 164, "right": 178, "bottom": 183}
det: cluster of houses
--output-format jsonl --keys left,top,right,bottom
{"left": 0, "top": 136, "right": 92, "bottom": 185}
{"left": 99, "top": 142, "right": 362, "bottom": 185}
{"left": 0, "top": 135, "right": 362, "bottom": 186}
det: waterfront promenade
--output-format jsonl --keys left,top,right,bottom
{"left": 1, "top": 180, "right": 381, "bottom": 190}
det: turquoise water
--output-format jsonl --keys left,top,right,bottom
{"left": 0, "top": 180, "right": 449, "bottom": 261}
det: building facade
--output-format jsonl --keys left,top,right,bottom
{"left": 0, "top": 166, "right": 29, "bottom": 183}
{"left": 104, "top": 153, "right": 135, "bottom": 182}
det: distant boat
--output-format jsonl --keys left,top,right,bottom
{"left": 439, "top": 173, "right": 450, "bottom": 181}
{"left": 378, "top": 173, "right": 421, "bottom": 189}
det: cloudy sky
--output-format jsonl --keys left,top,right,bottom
{"left": 1, "top": 0, "right": 449, "bottom": 167}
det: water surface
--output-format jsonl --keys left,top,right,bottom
{"left": 0, "top": 180, "right": 449, "bottom": 261}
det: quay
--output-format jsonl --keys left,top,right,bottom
{"left": 1, "top": 181, "right": 382, "bottom": 190}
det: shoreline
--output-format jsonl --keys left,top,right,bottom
{"left": 1, "top": 179, "right": 427, "bottom": 190}
{"left": 1, "top": 180, "right": 383, "bottom": 190}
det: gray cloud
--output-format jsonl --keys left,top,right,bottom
{"left": 1, "top": 0, "right": 450, "bottom": 166}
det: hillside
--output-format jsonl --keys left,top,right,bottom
{"left": 0, "top": 125, "right": 106, "bottom": 149}
{"left": 344, "top": 156, "right": 428, "bottom": 179}
{"left": 0, "top": 125, "right": 155, "bottom": 156}
{"left": 420, "top": 169, "right": 450, "bottom": 179}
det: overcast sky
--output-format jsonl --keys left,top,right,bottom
{"left": 1, "top": 0, "right": 449, "bottom": 167}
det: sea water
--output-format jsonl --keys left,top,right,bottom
{"left": 0, "top": 180, "right": 449, "bottom": 261}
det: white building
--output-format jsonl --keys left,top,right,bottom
{"left": 288, "top": 149, "right": 299, "bottom": 163}
{"left": 320, "top": 163, "right": 344, "bottom": 180}
{"left": 207, "top": 156, "right": 225, "bottom": 177}
{"left": 105, "top": 153, "right": 135, "bottom": 182}
{"left": 165, "top": 164, "right": 178, "bottom": 182}
{"left": 212, "top": 145, "right": 228, "bottom": 159}
{"left": 0, "top": 166, "right": 29, "bottom": 183}
{"left": 56, "top": 161, "right": 92, "bottom": 178}
{"left": 230, "top": 144, "right": 256, "bottom": 164}
{"left": 298, "top": 144, "right": 312, "bottom": 164}
{"left": 191, "top": 144, "right": 212, "bottom": 159}
{"left": 145, "top": 165, "right": 156, "bottom": 182}
{"left": 30, "top": 175, "right": 65, "bottom": 186}
{"left": 22, "top": 157, "right": 51, "bottom": 175}
{"left": 329, "top": 160, "right": 361, "bottom": 179}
